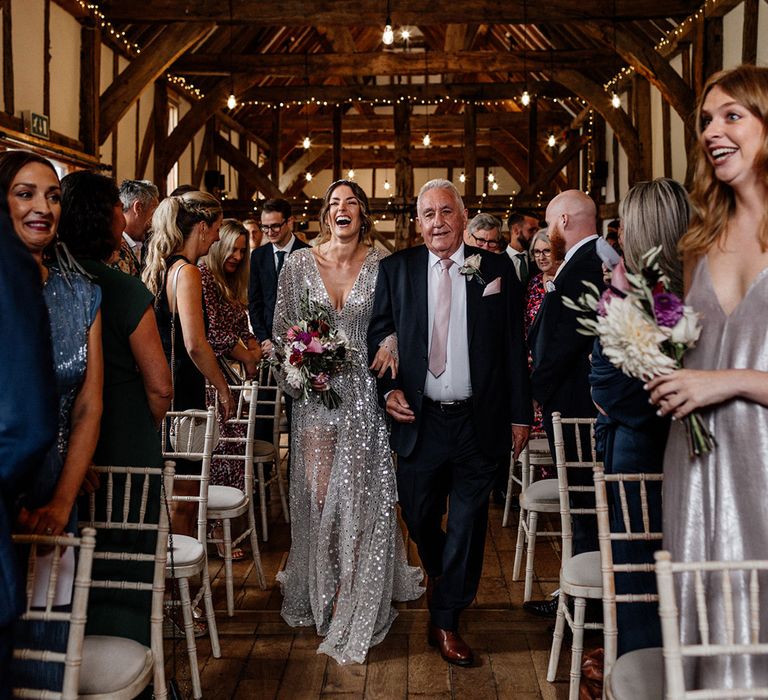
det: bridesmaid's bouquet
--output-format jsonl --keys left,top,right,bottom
{"left": 564, "top": 246, "right": 716, "bottom": 457}
{"left": 273, "top": 291, "right": 350, "bottom": 409}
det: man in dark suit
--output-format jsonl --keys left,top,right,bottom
{"left": 525, "top": 190, "right": 604, "bottom": 616}
{"left": 247, "top": 198, "right": 310, "bottom": 354}
{"left": 0, "top": 216, "right": 57, "bottom": 692}
{"left": 368, "top": 179, "right": 532, "bottom": 666}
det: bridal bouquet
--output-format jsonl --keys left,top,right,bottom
{"left": 563, "top": 246, "right": 716, "bottom": 457}
{"left": 273, "top": 291, "right": 350, "bottom": 409}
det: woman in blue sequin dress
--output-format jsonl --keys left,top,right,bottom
{"left": 0, "top": 151, "right": 102, "bottom": 692}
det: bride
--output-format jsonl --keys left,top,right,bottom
{"left": 273, "top": 179, "right": 423, "bottom": 664}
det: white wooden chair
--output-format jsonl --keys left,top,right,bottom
{"left": 76, "top": 464, "right": 174, "bottom": 700}
{"left": 208, "top": 383, "right": 267, "bottom": 617}
{"left": 250, "top": 363, "right": 290, "bottom": 541}
{"left": 162, "top": 407, "right": 221, "bottom": 700}
{"left": 509, "top": 433, "right": 562, "bottom": 602}
{"left": 655, "top": 551, "right": 768, "bottom": 700}
{"left": 11, "top": 528, "right": 97, "bottom": 700}
{"left": 593, "top": 464, "right": 664, "bottom": 700}
{"left": 547, "top": 413, "right": 603, "bottom": 700}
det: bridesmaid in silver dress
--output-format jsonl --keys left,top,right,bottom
{"left": 273, "top": 180, "right": 423, "bottom": 664}
{"left": 647, "top": 65, "right": 768, "bottom": 691}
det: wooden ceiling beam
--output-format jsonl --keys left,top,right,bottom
{"left": 173, "top": 49, "right": 615, "bottom": 77}
{"left": 98, "top": 22, "right": 214, "bottom": 144}
{"left": 212, "top": 133, "right": 283, "bottom": 198}
{"left": 517, "top": 134, "right": 590, "bottom": 199}
{"left": 101, "top": 0, "right": 699, "bottom": 24}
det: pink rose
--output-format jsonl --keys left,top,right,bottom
{"left": 305, "top": 337, "right": 324, "bottom": 354}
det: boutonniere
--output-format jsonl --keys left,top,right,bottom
{"left": 459, "top": 254, "right": 485, "bottom": 285}
{"left": 545, "top": 280, "right": 556, "bottom": 293}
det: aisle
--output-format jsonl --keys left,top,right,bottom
{"left": 166, "top": 501, "right": 579, "bottom": 699}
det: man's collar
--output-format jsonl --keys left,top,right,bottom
{"left": 428, "top": 245, "right": 465, "bottom": 268}
{"left": 122, "top": 232, "right": 141, "bottom": 249}
{"left": 272, "top": 234, "right": 295, "bottom": 253}
{"left": 563, "top": 234, "right": 598, "bottom": 264}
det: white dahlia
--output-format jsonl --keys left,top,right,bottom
{"left": 598, "top": 297, "right": 677, "bottom": 380}
{"left": 283, "top": 358, "right": 305, "bottom": 390}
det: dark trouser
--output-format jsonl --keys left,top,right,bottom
{"left": 396, "top": 402, "right": 497, "bottom": 631}
{"left": 542, "top": 407, "right": 598, "bottom": 556}
{"left": 0, "top": 623, "right": 12, "bottom": 700}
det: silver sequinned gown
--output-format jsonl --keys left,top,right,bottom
{"left": 663, "top": 257, "right": 768, "bottom": 691}
{"left": 273, "top": 246, "right": 423, "bottom": 664}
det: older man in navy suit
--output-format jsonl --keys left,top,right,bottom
{"left": 0, "top": 214, "right": 57, "bottom": 693}
{"left": 368, "top": 179, "right": 531, "bottom": 666}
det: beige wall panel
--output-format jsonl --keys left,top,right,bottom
{"left": 759, "top": 1, "right": 768, "bottom": 64}
{"left": 114, "top": 56, "right": 136, "bottom": 182}
{"left": 11, "top": 0, "right": 44, "bottom": 116}
{"left": 48, "top": 3, "right": 80, "bottom": 140}
{"left": 723, "top": 2, "right": 744, "bottom": 70}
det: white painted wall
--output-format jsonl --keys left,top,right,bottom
{"left": 11, "top": 0, "right": 44, "bottom": 117}
{"left": 48, "top": 3, "right": 80, "bottom": 140}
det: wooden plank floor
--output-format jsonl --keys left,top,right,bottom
{"left": 164, "top": 499, "right": 595, "bottom": 699}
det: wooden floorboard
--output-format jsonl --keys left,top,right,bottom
{"left": 165, "top": 498, "right": 582, "bottom": 698}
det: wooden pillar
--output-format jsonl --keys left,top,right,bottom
{"left": 332, "top": 105, "right": 342, "bottom": 182}
{"left": 78, "top": 20, "right": 100, "bottom": 155}
{"left": 153, "top": 80, "right": 169, "bottom": 197}
{"left": 633, "top": 75, "right": 652, "bottom": 181}
{"left": 270, "top": 107, "right": 281, "bottom": 184}
{"left": 742, "top": 0, "right": 759, "bottom": 64}
{"left": 111, "top": 52, "right": 119, "bottom": 177}
{"left": 704, "top": 17, "right": 723, "bottom": 82}
{"left": 527, "top": 97, "right": 538, "bottom": 186}
{"left": 238, "top": 132, "right": 249, "bottom": 200}
{"left": 611, "top": 134, "right": 620, "bottom": 202}
{"left": 393, "top": 100, "right": 414, "bottom": 251}
{"left": 1, "top": 0, "right": 13, "bottom": 116}
{"left": 693, "top": 21, "right": 705, "bottom": 96}
{"left": 662, "top": 100, "right": 672, "bottom": 178}
{"left": 463, "top": 103, "right": 477, "bottom": 197}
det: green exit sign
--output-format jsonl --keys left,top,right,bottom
{"left": 22, "top": 111, "right": 50, "bottom": 140}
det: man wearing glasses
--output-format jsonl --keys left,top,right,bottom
{"left": 466, "top": 213, "right": 504, "bottom": 253}
{"left": 248, "top": 198, "right": 309, "bottom": 354}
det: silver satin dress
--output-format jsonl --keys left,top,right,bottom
{"left": 273, "top": 247, "right": 423, "bottom": 665}
{"left": 663, "top": 257, "right": 768, "bottom": 691}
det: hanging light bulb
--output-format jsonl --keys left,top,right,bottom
{"left": 305, "top": 172, "right": 313, "bottom": 182}
{"left": 547, "top": 132, "right": 556, "bottom": 148}
{"left": 611, "top": 92, "right": 621, "bottom": 109}
{"left": 347, "top": 168, "right": 355, "bottom": 179}
{"left": 487, "top": 172, "right": 495, "bottom": 183}
{"left": 521, "top": 90, "right": 531, "bottom": 107}
{"left": 459, "top": 171, "right": 466, "bottom": 183}
{"left": 383, "top": 179, "right": 391, "bottom": 191}
{"left": 302, "top": 135, "right": 311, "bottom": 149}
{"left": 227, "top": 93, "right": 237, "bottom": 110}
{"left": 401, "top": 29, "right": 411, "bottom": 41}
{"left": 382, "top": 21, "right": 394, "bottom": 45}
{"left": 492, "top": 181, "right": 499, "bottom": 191}
{"left": 422, "top": 132, "right": 431, "bottom": 147}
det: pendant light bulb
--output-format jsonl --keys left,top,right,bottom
{"left": 302, "top": 136, "right": 311, "bottom": 149}
{"left": 547, "top": 132, "right": 556, "bottom": 148}
{"left": 383, "top": 179, "right": 391, "bottom": 191}
{"left": 422, "top": 132, "right": 431, "bottom": 147}
{"left": 227, "top": 93, "right": 237, "bottom": 110}
{"left": 401, "top": 29, "right": 411, "bottom": 41}
{"left": 487, "top": 172, "right": 495, "bottom": 183}
{"left": 459, "top": 171, "right": 466, "bottom": 183}
{"left": 347, "top": 168, "right": 355, "bottom": 179}
{"left": 305, "top": 172, "right": 313, "bottom": 182}
{"left": 492, "top": 181, "right": 499, "bottom": 191}
{"left": 521, "top": 90, "right": 531, "bottom": 107}
{"left": 382, "top": 21, "right": 394, "bottom": 46}
{"left": 611, "top": 92, "right": 621, "bottom": 109}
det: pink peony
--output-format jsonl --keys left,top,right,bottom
{"left": 305, "top": 337, "right": 324, "bottom": 354}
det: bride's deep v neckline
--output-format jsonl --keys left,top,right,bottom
{"left": 310, "top": 247, "right": 373, "bottom": 313}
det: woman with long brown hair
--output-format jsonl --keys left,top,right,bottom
{"left": 647, "top": 65, "right": 768, "bottom": 690}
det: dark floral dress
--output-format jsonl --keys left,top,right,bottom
{"left": 525, "top": 272, "right": 547, "bottom": 432}
{"left": 200, "top": 263, "right": 255, "bottom": 489}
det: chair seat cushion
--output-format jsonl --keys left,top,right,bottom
{"left": 208, "top": 485, "right": 246, "bottom": 511}
{"left": 167, "top": 534, "right": 204, "bottom": 567}
{"left": 79, "top": 635, "right": 152, "bottom": 694}
{"left": 520, "top": 478, "right": 559, "bottom": 509}
{"left": 253, "top": 439, "right": 275, "bottom": 458}
{"left": 606, "top": 647, "right": 663, "bottom": 700}
{"left": 562, "top": 551, "right": 602, "bottom": 590}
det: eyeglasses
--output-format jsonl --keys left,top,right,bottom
{"left": 259, "top": 220, "right": 287, "bottom": 234}
{"left": 532, "top": 248, "right": 552, "bottom": 258}
{"left": 471, "top": 232, "right": 502, "bottom": 250}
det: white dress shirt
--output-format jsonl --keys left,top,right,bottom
{"left": 424, "top": 246, "right": 472, "bottom": 401}
{"left": 505, "top": 245, "right": 529, "bottom": 283}
{"left": 122, "top": 232, "right": 142, "bottom": 262}
{"left": 272, "top": 235, "right": 296, "bottom": 270}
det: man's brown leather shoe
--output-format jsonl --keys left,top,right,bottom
{"left": 427, "top": 624, "right": 474, "bottom": 666}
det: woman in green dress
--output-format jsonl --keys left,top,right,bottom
{"left": 58, "top": 170, "right": 172, "bottom": 646}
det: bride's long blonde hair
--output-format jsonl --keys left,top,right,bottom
{"left": 142, "top": 190, "right": 222, "bottom": 296}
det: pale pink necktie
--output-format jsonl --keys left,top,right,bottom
{"left": 429, "top": 259, "right": 454, "bottom": 378}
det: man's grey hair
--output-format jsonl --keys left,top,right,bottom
{"left": 416, "top": 178, "right": 464, "bottom": 214}
{"left": 467, "top": 213, "right": 502, "bottom": 237}
{"left": 119, "top": 179, "right": 159, "bottom": 211}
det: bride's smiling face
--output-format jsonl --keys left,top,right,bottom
{"left": 326, "top": 184, "right": 362, "bottom": 241}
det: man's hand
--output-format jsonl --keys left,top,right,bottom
{"left": 511, "top": 424, "right": 531, "bottom": 460}
{"left": 370, "top": 345, "right": 398, "bottom": 379}
{"left": 386, "top": 389, "right": 415, "bottom": 423}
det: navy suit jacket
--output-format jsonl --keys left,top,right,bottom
{"left": 0, "top": 217, "right": 57, "bottom": 626}
{"left": 528, "top": 238, "right": 605, "bottom": 417}
{"left": 248, "top": 239, "right": 310, "bottom": 341}
{"left": 368, "top": 244, "right": 532, "bottom": 460}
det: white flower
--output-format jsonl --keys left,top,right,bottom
{"left": 598, "top": 297, "right": 677, "bottom": 380}
{"left": 282, "top": 358, "right": 305, "bottom": 390}
{"left": 459, "top": 254, "right": 484, "bottom": 284}
{"left": 667, "top": 307, "right": 701, "bottom": 346}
